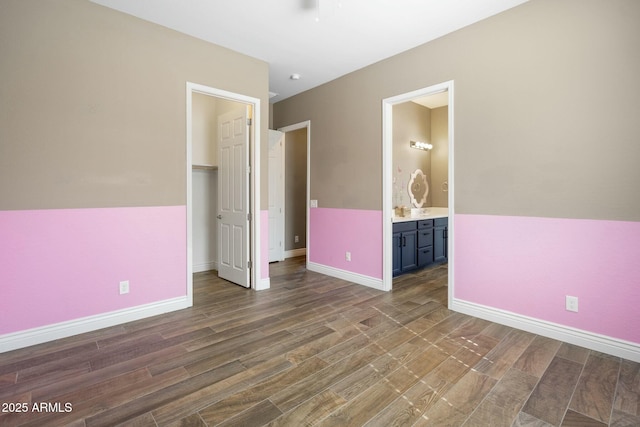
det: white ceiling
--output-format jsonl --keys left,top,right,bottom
{"left": 91, "top": 0, "right": 528, "bottom": 103}
{"left": 413, "top": 92, "right": 450, "bottom": 109}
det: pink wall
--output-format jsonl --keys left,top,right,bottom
{"left": 309, "top": 208, "right": 382, "bottom": 279}
{"left": 0, "top": 206, "right": 187, "bottom": 335}
{"left": 455, "top": 214, "right": 640, "bottom": 344}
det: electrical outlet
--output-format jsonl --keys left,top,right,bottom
{"left": 119, "top": 280, "right": 130, "bottom": 295}
{"left": 565, "top": 295, "right": 578, "bottom": 312}
{"left": 345, "top": 251, "right": 351, "bottom": 261}
{"left": 310, "top": 200, "right": 318, "bottom": 208}
{"left": 294, "top": 235, "right": 299, "bottom": 243}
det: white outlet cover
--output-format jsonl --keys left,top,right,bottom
{"left": 310, "top": 200, "right": 318, "bottom": 208}
{"left": 119, "top": 280, "right": 130, "bottom": 295}
{"left": 565, "top": 295, "right": 578, "bottom": 312}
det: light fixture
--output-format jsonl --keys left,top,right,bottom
{"left": 410, "top": 140, "right": 433, "bottom": 151}
{"left": 290, "top": 73, "right": 301, "bottom": 80}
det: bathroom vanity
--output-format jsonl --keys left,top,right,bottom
{"left": 392, "top": 208, "right": 448, "bottom": 276}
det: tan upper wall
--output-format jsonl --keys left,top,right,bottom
{"left": 274, "top": 0, "right": 640, "bottom": 221}
{"left": 0, "top": 0, "right": 269, "bottom": 210}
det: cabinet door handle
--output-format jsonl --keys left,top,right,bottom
{"left": 403, "top": 236, "right": 406, "bottom": 247}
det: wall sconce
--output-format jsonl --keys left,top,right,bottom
{"left": 410, "top": 140, "right": 433, "bottom": 151}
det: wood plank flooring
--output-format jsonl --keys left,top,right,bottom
{"left": 1, "top": 257, "right": 639, "bottom": 426}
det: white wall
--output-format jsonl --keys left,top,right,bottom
{"left": 192, "top": 169, "right": 218, "bottom": 272}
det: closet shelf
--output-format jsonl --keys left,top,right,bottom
{"left": 192, "top": 164, "right": 218, "bottom": 170}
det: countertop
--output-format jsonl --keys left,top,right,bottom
{"left": 392, "top": 207, "right": 448, "bottom": 223}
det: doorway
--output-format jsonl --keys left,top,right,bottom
{"left": 268, "top": 130, "right": 285, "bottom": 263}
{"left": 275, "top": 121, "right": 311, "bottom": 269}
{"left": 382, "top": 81, "right": 454, "bottom": 304}
{"left": 186, "top": 82, "right": 262, "bottom": 303}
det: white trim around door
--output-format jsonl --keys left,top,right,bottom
{"left": 186, "top": 82, "right": 262, "bottom": 298}
{"left": 382, "top": 81, "right": 455, "bottom": 300}
{"left": 277, "top": 121, "right": 311, "bottom": 270}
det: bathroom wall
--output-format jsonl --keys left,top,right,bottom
{"left": 392, "top": 102, "right": 431, "bottom": 208}
{"left": 430, "top": 106, "right": 448, "bottom": 208}
{"left": 392, "top": 102, "right": 449, "bottom": 210}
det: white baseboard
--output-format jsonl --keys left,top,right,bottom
{"left": 451, "top": 298, "right": 640, "bottom": 363}
{"left": 285, "top": 248, "right": 307, "bottom": 259}
{"left": 307, "top": 261, "right": 384, "bottom": 291}
{"left": 256, "top": 277, "right": 271, "bottom": 291}
{"left": 193, "top": 261, "right": 217, "bottom": 273}
{"left": 0, "top": 297, "right": 191, "bottom": 353}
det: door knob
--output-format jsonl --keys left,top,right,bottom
{"left": 217, "top": 215, "right": 222, "bottom": 219}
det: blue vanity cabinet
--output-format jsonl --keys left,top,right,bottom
{"left": 434, "top": 217, "right": 448, "bottom": 264}
{"left": 392, "top": 221, "right": 418, "bottom": 276}
{"left": 394, "top": 217, "right": 447, "bottom": 277}
{"left": 417, "top": 219, "right": 434, "bottom": 268}
{"left": 392, "top": 231, "right": 402, "bottom": 276}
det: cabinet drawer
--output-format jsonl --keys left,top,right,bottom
{"left": 417, "top": 219, "right": 433, "bottom": 229}
{"left": 434, "top": 217, "right": 448, "bottom": 227}
{"left": 393, "top": 221, "right": 417, "bottom": 233}
{"left": 418, "top": 228, "right": 433, "bottom": 248}
{"left": 418, "top": 246, "right": 433, "bottom": 267}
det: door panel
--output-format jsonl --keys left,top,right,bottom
{"left": 217, "top": 107, "right": 250, "bottom": 288}
{"left": 268, "top": 130, "right": 285, "bottom": 262}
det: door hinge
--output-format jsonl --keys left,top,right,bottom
{"left": 247, "top": 118, "right": 252, "bottom": 126}
{"left": 248, "top": 260, "right": 252, "bottom": 269}
{"left": 247, "top": 212, "right": 251, "bottom": 221}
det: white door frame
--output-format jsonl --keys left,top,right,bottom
{"left": 186, "top": 82, "right": 262, "bottom": 303}
{"left": 277, "top": 120, "right": 311, "bottom": 267}
{"left": 268, "top": 130, "right": 285, "bottom": 262}
{"left": 382, "top": 81, "right": 454, "bottom": 302}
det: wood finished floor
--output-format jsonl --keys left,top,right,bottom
{"left": 1, "top": 257, "right": 639, "bottom": 427}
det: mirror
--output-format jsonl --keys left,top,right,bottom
{"left": 408, "top": 169, "right": 428, "bottom": 208}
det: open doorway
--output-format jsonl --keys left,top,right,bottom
{"left": 191, "top": 94, "right": 246, "bottom": 275}
{"left": 382, "top": 81, "right": 454, "bottom": 305}
{"left": 186, "top": 82, "right": 263, "bottom": 304}
{"left": 271, "top": 121, "right": 311, "bottom": 272}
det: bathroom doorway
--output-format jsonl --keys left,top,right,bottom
{"left": 382, "top": 81, "right": 454, "bottom": 305}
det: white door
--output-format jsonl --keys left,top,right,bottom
{"left": 217, "top": 107, "right": 250, "bottom": 288}
{"left": 268, "top": 130, "right": 285, "bottom": 262}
